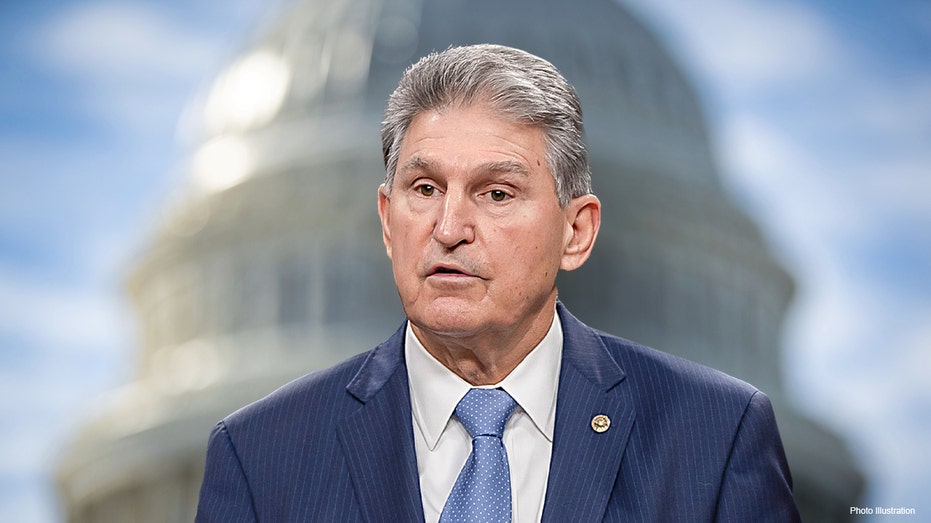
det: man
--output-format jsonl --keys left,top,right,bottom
{"left": 196, "top": 44, "right": 800, "bottom": 522}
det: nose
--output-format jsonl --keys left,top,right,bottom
{"left": 433, "top": 190, "right": 475, "bottom": 248}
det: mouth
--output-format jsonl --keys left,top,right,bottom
{"left": 427, "top": 264, "right": 476, "bottom": 278}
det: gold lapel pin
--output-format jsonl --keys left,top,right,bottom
{"left": 591, "top": 414, "right": 611, "bottom": 433}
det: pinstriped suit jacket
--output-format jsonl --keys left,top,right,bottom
{"left": 196, "top": 303, "right": 800, "bottom": 522}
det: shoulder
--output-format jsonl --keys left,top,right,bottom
{"left": 222, "top": 350, "right": 371, "bottom": 436}
{"left": 558, "top": 302, "right": 759, "bottom": 406}
{"left": 592, "top": 328, "right": 775, "bottom": 446}
{"left": 218, "top": 322, "right": 408, "bottom": 442}
{"left": 599, "top": 330, "right": 759, "bottom": 403}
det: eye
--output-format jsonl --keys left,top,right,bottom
{"left": 489, "top": 189, "right": 509, "bottom": 202}
{"left": 417, "top": 184, "right": 435, "bottom": 197}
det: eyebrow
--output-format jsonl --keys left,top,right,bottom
{"left": 398, "top": 156, "right": 531, "bottom": 177}
{"left": 398, "top": 156, "right": 432, "bottom": 175}
{"left": 481, "top": 160, "right": 531, "bottom": 177}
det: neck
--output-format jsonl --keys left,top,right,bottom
{"left": 411, "top": 296, "right": 557, "bottom": 386}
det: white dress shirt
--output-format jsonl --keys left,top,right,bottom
{"left": 405, "top": 311, "right": 563, "bottom": 523}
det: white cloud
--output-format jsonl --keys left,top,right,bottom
{"left": 627, "top": 0, "right": 844, "bottom": 94}
{"left": 861, "top": 158, "right": 931, "bottom": 232}
{"left": 0, "top": 263, "right": 134, "bottom": 523}
{"left": 854, "top": 75, "right": 931, "bottom": 143}
{"left": 719, "top": 114, "right": 875, "bottom": 260}
{"left": 842, "top": 314, "right": 931, "bottom": 507}
{"left": 0, "top": 266, "right": 129, "bottom": 353}
{"left": 898, "top": 322, "right": 931, "bottom": 392}
{"left": 0, "top": 410, "right": 59, "bottom": 476}
{"left": 36, "top": 2, "right": 224, "bottom": 84}
{"left": 0, "top": 488, "right": 59, "bottom": 523}
{"left": 31, "top": 2, "right": 239, "bottom": 133}
{"left": 842, "top": 76, "right": 931, "bottom": 225}
{"left": 782, "top": 257, "right": 931, "bottom": 508}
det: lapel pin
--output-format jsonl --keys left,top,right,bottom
{"left": 591, "top": 414, "right": 611, "bottom": 433}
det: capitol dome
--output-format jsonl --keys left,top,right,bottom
{"left": 189, "top": 0, "right": 718, "bottom": 197}
{"left": 57, "top": 1, "right": 863, "bottom": 521}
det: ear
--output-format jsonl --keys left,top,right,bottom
{"left": 560, "top": 194, "right": 601, "bottom": 271}
{"left": 377, "top": 184, "right": 393, "bottom": 260}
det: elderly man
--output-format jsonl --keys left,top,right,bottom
{"left": 196, "top": 44, "right": 800, "bottom": 522}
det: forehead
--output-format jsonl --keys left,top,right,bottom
{"left": 397, "top": 104, "right": 549, "bottom": 177}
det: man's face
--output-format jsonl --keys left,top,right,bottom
{"left": 378, "top": 103, "right": 581, "bottom": 340}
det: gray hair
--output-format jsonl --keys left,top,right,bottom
{"left": 381, "top": 44, "right": 591, "bottom": 207}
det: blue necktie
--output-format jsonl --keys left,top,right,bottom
{"left": 440, "top": 388, "right": 518, "bottom": 523}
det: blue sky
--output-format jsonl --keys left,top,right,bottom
{"left": 1, "top": 0, "right": 929, "bottom": 520}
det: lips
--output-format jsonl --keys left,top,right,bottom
{"left": 426, "top": 262, "right": 479, "bottom": 278}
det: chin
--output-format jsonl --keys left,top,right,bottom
{"left": 408, "top": 298, "right": 490, "bottom": 337}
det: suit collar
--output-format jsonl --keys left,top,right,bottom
{"left": 345, "top": 322, "right": 407, "bottom": 402}
{"left": 556, "top": 301, "right": 626, "bottom": 390}
{"left": 542, "top": 303, "right": 636, "bottom": 522}
{"left": 339, "top": 322, "right": 426, "bottom": 522}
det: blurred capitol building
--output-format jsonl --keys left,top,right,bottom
{"left": 57, "top": 0, "right": 863, "bottom": 521}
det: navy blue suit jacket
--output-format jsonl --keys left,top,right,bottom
{"left": 197, "top": 304, "right": 800, "bottom": 522}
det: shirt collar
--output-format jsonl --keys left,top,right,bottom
{"left": 405, "top": 310, "right": 563, "bottom": 450}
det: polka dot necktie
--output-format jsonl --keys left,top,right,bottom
{"left": 439, "top": 388, "right": 518, "bottom": 523}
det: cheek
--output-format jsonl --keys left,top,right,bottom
{"left": 389, "top": 218, "right": 432, "bottom": 278}
{"left": 500, "top": 232, "right": 559, "bottom": 280}
{"left": 389, "top": 218, "right": 418, "bottom": 257}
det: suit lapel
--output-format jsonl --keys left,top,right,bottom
{"left": 542, "top": 304, "right": 636, "bottom": 522}
{"left": 337, "top": 325, "right": 426, "bottom": 523}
